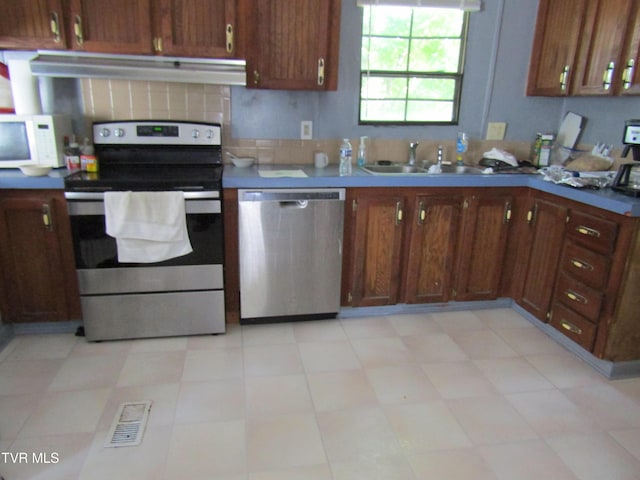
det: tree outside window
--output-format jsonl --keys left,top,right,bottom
{"left": 360, "top": 6, "right": 468, "bottom": 125}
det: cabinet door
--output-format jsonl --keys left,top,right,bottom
{"left": 572, "top": 0, "right": 634, "bottom": 95}
{"left": 67, "top": 0, "right": 153, "bottom": 54}
{"left": 455, "top": 193, "right": 512, "bottom": 301}
{"left": 0, "top": 0, "right": 66, "bottom": 49}
{"left": 527, "top": 0, "right": 588, "bottom": 96}
{"left": 0, "top": 193, "right": 69, "bottom": 322}
{"left": 350, "top": 194, "right": 405, "bottom": 307}
{"left": 247, "top": 0, "right": 340, "bottom": 90}
{"left": 405, "top": 195, "right": 463, "bottom": 304}
{"left": 519, "top": 198, "right": 568, "bottom": 322}
{"left": 619, "top": 1, "right": 640, "bottom": 95}
{"left": 158, "top": 0, "right": 237, "bottom": 58}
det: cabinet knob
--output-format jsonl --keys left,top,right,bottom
{"left": 253, "top": 70, "right": 260, "bottom": 86}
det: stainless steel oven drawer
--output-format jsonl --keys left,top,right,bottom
{"left": 81, "top": 290, "right": 225, "bottom": 341}
{"left": 77, "top": 264, "right": 223, "bottom": 295}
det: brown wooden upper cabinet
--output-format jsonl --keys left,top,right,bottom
{"left": 245, "top": 0, "right": 341, "bottom": 90}
{"left": 0, "top": 0, "right": 241, "bottom": 59}
{"left": 67, "top": 0, "right": 153, "bottom": 54}
{"left": 527, "top": 0, "right": 640, "bottom": 96}
{"left": 0, "top": 0, "right": 68, "bottom": 50}
{"left": 157, "top": 0, "right": 238, "bottom": 58}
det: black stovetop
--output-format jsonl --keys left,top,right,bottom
{"left": 64, "top": 164, "right": 223, "bottom": 192}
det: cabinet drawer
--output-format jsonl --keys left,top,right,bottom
{"left": 550, "top": 302, "right": 597, "bottom": 351}
{"left": 566, "top": 211, "right": 618, "bottom": 254}
{"left": 555, "top": 272, "right": 603, "bottom": 322}
{"left": 561, "top": 242, "right": 610, "bottom": 290}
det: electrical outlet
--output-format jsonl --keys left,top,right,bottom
{"left": 301, "top": 120, "right": 313, "bottom": 140}
{"left": 486, "top": 122, "right": 507, "bottom": 140}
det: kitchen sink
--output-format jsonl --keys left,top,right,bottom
{"left": 361, "top": 163, "right": 486, "bottom": 175}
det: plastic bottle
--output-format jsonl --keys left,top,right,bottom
{"left": 456, "top": 132, "right": 468, "bottom": 167}
{"left": 80, "top": 137, "right": 98, "bottom": 172}
{"left": 357, "top": 136, "right": 367, "bottom": 167}
{"left": 339, "top": 138, "right": 353, "bottom": 176}
{"left": 64, "top": 137, "right": 81, "bottom": 172}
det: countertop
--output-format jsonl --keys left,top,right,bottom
{"left": 2, "top": 165, "right": 640, "bottom": 217}
{"left": 223, "top": 164, "right": 640, "bottom": 217}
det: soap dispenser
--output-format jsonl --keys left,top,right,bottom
{"left": 357, "top": 136, "right": 367, "bottom": 167}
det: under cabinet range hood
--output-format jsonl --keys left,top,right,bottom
{"left": 30, "top": 50, "right": 246, "bottom": 86}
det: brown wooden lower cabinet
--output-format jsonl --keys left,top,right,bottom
{"left": 514, "top": 190, "right": 640, "bottom": 362}
{"left": 344, "top": 187, "right": 517, "bottom": 308}
{"left": 0, "top": 190, "right": 81, "bottom": 323}
{"left": 518, "top": 197, "right": 568, "bottom": 321}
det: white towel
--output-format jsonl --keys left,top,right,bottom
{"left": 104, "top": 191, "right": 193, "bottom": 263}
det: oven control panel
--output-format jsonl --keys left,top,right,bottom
{"left": 93, "top": 121, "right": 221, "bottom": 146}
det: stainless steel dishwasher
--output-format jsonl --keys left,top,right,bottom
{"left": 238, "top": 188, "right": 345, "bottom": 323}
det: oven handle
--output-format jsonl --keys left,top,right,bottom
{"left": 64, "top": 191, "right": 220, "bottom": 201}
{"left": 66, "top": 194, "right": 221, "bottom": 216}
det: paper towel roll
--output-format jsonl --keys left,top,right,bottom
{"left": 7, "top": 59, "right": 42, "bottom": 114}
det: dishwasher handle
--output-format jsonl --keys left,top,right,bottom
{"left": 239, "top": 189, "right": 345, "bottom": 202}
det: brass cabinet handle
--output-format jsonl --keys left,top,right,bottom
{"left": 418, "top": 201, "right": 426, "bottom": 225}
{"left": 576, "top": 225, "right": 601, "bottom": 238}
{"left": 559, "top": 65, "right": 570, "bottom": 91}
{"left": 74, "top": 15, "right": 84, "bottom": 46}
{"left": 527, "top": 204, "right": 537, "bottom": 225}
{"left": 253, "top": 70, "right": 260, "bottom": 86}
{"left": 395, "top": 201, "right": 403, "bottom": 225}
{"left": 570, "top": 258, "right": 594, "bottom": 272}
{"left": 153, "top": 37, "right": 163, "bottom": 53}
{"left": 623, "top": 59, "right": 635, "bottom": 89}
{"left": 503, "top": 202, "right": 512, "bottom": 224}
{"left": 602, "top": 61, "right": 615, "bottom": 90}
{"left": 226, "top": 24, "right": 233, "bottom": 53}
{"left": 50, "top": 12, "right": 61, "bottom": 43}
{"left": 317, "top": 58, "right": 325, "bottom": 86}
{"left": 565, "top": 289, "right": 588, "bottom": 304}
{"left": 560, "top": 320, "right": 582, "bottom": 335}
{"left": 42, "top": 204, "right": 53, "bottom": 231}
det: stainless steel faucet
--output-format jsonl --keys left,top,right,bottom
{"left": 408, "top": 142, "right": 419, "bottom": 165}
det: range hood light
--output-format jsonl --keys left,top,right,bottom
{"left": 30, "top": 50, "right": 246, "bottom": 86}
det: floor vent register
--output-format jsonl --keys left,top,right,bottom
{"left": 105, "top": 400, "right": 152, "bottom": 448}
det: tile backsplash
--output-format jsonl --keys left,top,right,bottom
{"left": 79, "top": 79, "right": 627, "bottom": 169}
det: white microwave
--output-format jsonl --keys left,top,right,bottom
{"left": 0, "top": 114, "right": 72, "bottom": 168}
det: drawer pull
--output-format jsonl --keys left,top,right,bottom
{"left": 566, "top": 290, "right": 588, "bottom": 304}
{"left": 576, "top": 225, "right": 601, "bottom": 238}
{"left": 570, "top": 258, "right": 594, "bottom": 271}
{"left": 560, "top": 320, "right": 583, "bottom": 335}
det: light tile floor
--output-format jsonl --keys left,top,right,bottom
{"left": 1, "top": 308, "right": 640, "bottom": 480}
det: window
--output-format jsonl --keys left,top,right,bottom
{"left": 359, "top": 5, "right": 469, "bottom": 125}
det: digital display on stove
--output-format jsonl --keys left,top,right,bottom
{"left": 136, "top": 125, "right": 179, "bottom": 137}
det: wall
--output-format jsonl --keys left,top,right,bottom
{"left": 231, "top": 0, "right": 640, "bottom": 150}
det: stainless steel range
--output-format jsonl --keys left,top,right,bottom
{"left": 64, "top": 120, "right": 225, "bottom": 341}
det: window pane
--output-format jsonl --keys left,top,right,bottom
{"left": 408, "top": 77, "right": 456, "bottom": 100}
{"left": 412, "top": 9, "right": 464, "bottom": 37}
{"left": 363, "top": 37, "right": 409, "bottom": 71}
{"left": 406, "top": 101, "right": 454, "bottom": 122}
{"left": 409, "top": 39, "right": 461, "bottom": 72}
{"left": 364, "top": 6, "right": 412, "bottom": 37}
{"left": 361, "top": 100, "right": 407, "bottom": 122}
{"left": 362, "top": 75, "right": 408, "bottom": 99}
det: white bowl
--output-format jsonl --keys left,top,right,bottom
{"left": 19, "top": 165, "right": 52, "bottom": 177}
{"left": 231, "top": 157, "right": 255, "bottom": 168}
